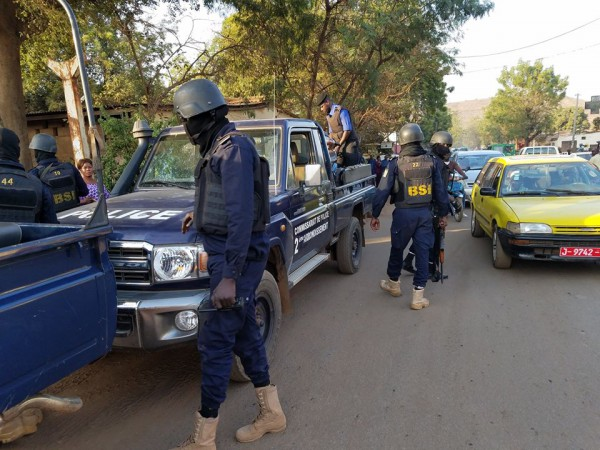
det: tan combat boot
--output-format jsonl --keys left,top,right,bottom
{"left": 411, "top": 287, "right": 430, "bottom": 310}
{"left": 174, "top": 412, "right": 218, "bottom": 450}
{"left": 380, "top": 278, "right": 401, "bottom": 297}
{"left": 235, "top": 385, "right": 286, "bottom": 443}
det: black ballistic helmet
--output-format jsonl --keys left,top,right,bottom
{"left": 0, "top": 127, "right": 21, "bottom": 161}
{"left": 399, "top": 123, "right": 424, "bottom": 145}
{"left": 29, "top": 133, "right": 57, "bottom": 153}
{"left": 316, "top": 92, "right": 329, "bottom": 106}
{"left": 430, "top": 131, "right": 453, "bottom": 146}
{"left": 173, "top": 79, "right": 227, "bottom": 119}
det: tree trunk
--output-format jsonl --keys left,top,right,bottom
{"left": 0, "top": 0, "right": 32, "bottom": 169}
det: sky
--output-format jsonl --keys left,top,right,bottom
{"left": 444, "top": 0, "right": 600, "bottom": 103}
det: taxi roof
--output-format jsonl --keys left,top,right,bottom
{"left": 489, "top": 154, "right": 588, "bottom": 166}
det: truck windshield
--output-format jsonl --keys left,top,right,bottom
{"left": 138, "top": 128, "right": 282, "bottom": 189}
{"left": 138, "top": 134, "right": 197, "bottom": 189}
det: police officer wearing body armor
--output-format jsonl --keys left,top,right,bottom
{"left": 370, "top": 123, "right": 449, "bottom": 310}
{"left": 28, "top": 133, "right": 88, "bottom": 213}
{"left": 316, "top": 92, "right": 362, "bottom": 167}
{"left": 402, "top": 131, "right": 467, "bottom": 279}
{"left": 0, "top": 127, "right": 57, "bottom": 224}
{"left": 174, "top": 79, "right": 286, "bottom": 449}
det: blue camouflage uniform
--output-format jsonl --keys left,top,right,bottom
{"left": 372, "top": 144, "right": 449, "bottom": 288}
{"left": 197, "top": 122, "right": 270, "bottom": 411}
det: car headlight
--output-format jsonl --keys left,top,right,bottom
{"left": 152, "top": 244, "right": 208, "bottom": 282}
{"left": 506, "top": 222, "right": 552, "bottom": 234}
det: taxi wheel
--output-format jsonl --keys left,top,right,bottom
{"left": 471, "top": 209, "right": 484, "bottom": 237}
{"left": 230, "top": 271, "right": 282, "bottom": 382}
{"left": 337, "top": 216, "right": 362, "bottom": 274}
{"left": 492, "top": 224, "right": 512, "bottom": 269}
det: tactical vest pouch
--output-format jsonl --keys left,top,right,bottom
{"left": 253, "top": 156, "right": 271, "bottom": 232}
{"left": 0, "top": 188, "right": 38, "bottom": 223}
{"left": 40, "top": 163, "right": 78, "bottom": 212}
{"left": 395, "top": 155, "right": 433, "bottom": 208}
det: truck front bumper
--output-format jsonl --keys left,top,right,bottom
{"left": 115, "top": 289, "right": 211, "bottom": 349}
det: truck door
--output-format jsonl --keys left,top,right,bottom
{"left": 288, "top": 129, "right": 332, "bottom": 268}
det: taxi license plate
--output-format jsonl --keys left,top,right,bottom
{"left": 559, "top": 247, "right": 600, "bottom": 257}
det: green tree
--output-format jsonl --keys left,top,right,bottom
{"left": 592, "top": 117, "right": 600, "bottom": 132}
{"left": 481, "top": 60, "right": 568, "bottom": 146}
{"left": 552, "top": 106, "right": 589, "bottom": 133}
{"left": 207, "top": 0, "right": 492, "bottom": 145}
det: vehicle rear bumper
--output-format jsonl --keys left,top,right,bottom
{"left": 115, "top": 289, "right": 211, "bottom": 349}
{"left": 497, "top": 230, "right": 600, "bottom": 262}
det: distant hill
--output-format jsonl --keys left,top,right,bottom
{"left": 447, "top": 96, "right": 581, "bottom": 127}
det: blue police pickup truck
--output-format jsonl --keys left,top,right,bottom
{"left": 59, "top": 118, "right": 375, "bottom": 378}
{"left": 0, "top": 211, "right": 116, "bottom": 442}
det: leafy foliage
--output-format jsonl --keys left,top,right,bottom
{"left": 208, "top": 0, "right": 492, "bottom": 145}
{"left": 552, "top": 106, "right": 589, "bottom": 133}
{"left": 480, "top": 60, "right": 568, "bottom": 146}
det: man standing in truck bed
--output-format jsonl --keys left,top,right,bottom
{"left": 174, "top": 79, "right": 286, "bottom": 449}
{"left": 316, "top": 92, "right": 362, "bottom": 167}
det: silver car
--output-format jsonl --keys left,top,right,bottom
{"left": 451, "top": 150, "right": 503, "bottom": 204}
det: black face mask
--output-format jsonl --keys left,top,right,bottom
{"left": 184, "top": 112, "right": 216, "bottom": 154}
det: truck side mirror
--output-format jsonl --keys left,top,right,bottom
{"left": 304, "top": 164, "right": 322, "bottom": 187}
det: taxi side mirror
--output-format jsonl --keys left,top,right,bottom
{"left": 479, "top": 187, "right": 496, "bottom": 196}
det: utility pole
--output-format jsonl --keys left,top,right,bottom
{"left": 570, "top": 93, "right": 579, "bottom": 154}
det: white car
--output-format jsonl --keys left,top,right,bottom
{"left": 451, "top": 150, "right": 503, "bottom": 204}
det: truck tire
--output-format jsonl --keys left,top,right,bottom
{"left": 230, "top": 271, "right": 282, "bottom": 382}
{"left": 336, "top": 216, "right": 362, "bottom": 274}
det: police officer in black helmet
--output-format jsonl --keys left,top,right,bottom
{"left": 0, "top": 127, "right": 57, "bottom": 223}
{"left": 28, "top": 133, "right": 89, "bottom": 212}
{"left": 402, "top": 130, "right": 466, "bottom": 278}
{"left": 174, "top": 79, "right": 286, "bottom": 449}
{"left": 370, "top": 123, "right": 449, "bottom": 310}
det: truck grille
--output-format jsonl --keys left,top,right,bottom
{"left": 108, "top": 241, "right": 152, "bottom": 286}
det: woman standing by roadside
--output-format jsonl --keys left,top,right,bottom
{"left": 77, "top": 158, "right": 110, "bottom": 204}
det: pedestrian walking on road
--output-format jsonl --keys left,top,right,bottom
{"left": 370, "top": 123, "right": 449, "bottom": 310}
{"left": 173, "top": 79, "right": 286, "bottom": 449}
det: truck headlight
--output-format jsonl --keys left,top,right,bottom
{"left": 152, "top": 244, "right": 208, "bottom": 282}
{"left": 506, "top": 222, "right": 552, "bottom": 234}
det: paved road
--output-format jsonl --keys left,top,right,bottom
{"left": 8, "top": 205, "right": 600, "bottom": 450}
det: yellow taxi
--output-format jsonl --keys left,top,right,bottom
{"left": 470, "top": 155, "right": 600, "bottom": 268}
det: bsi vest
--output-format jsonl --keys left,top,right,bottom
{"left": 0, "top": 166, "right": 43, "bottom": 222}
{"left": 194, "top": 132, "right": 270, "bottom": 235}
{"left": 38, "top": 162, "right": 78, "bottom": 212}
{"left": 394, "top": 154, "right": 434, "bottom": 208}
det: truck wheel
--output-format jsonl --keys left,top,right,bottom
{"left": 230, "top": 271, "right": 282, "bottom": 382}
{"left": 492, "top": 224, "right": 512, "bottom": 269}
{"left": 336, "top": 216, "right": 362, "bottom": 274}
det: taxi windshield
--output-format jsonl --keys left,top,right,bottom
{"left": 500, "top": 162, "right": 600, "bottom": 196}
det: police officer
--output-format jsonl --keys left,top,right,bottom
{"left": 370, "top": 123, "right": 449, "bottom": 310}
{"left": 28, "top": 133, "right": 88, "bottom": 213}
{"left": 316, "top": 92, "right": 362, "bottom": 167}
{"left": 0, "top": 127, "right": 57, "bottom": 223}
{"left": 402, "top": 130, "right": 466, "bottom": 277}
{"left": 174, "top": 79, "right": 286, "bottom": 449}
